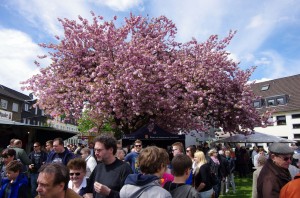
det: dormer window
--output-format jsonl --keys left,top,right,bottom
{"left": 261, "top": 84, "right": 270, "bottom": 91}
{"left": 253, "top": 99, "right": 264, "bottom": 108}
{"left": 266, "top": 95, "right": 288, "bottom": 107}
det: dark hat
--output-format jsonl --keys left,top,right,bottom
{"left": 268, "top": 143, "right": 294, "bottom": 154}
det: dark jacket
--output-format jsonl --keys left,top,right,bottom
{"left": 0, "top": 173, "right": 28, "bottom": 198}
{"left": 257, "top": 158, "right": 291, "bottom": 198}
{"left": 226, "top": 156, "right": 235, "bottom": 174}
{"left": 46, "top": 148, "right": 75, "bottom": 165}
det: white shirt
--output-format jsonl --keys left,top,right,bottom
{"left": 85, "top": 155, "right": 97, "bottom": 178}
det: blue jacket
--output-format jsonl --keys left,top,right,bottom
{"left": 0, "top": 173, "right": 28, "bottom": 198}
{"left": 46, "top": 148, "right": 75, "bottom": 165}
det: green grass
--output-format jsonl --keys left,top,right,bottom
{"left": 220, "top": 176, "right": 253, "bottom": 198}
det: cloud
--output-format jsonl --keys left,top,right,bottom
{"left": 0, "top": 29, "right": 49, "bottom": 93}
{"left": 91, "top": 0, "right": 143, "bottom": 11}
{"left": 3, "top": 0, "right": 92, "bottom": 37}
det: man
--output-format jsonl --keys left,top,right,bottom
{"left": 36, "top": 163, "right": 81, "bottom": 198}
{"left": 45, "top": 140, "right": 54, "bottom": 153}
{"left": 81, "top": 147, "right": 97, "bottom": 178}
{"left": 28, "top": 142, "right": 47, "bottom": 197}
{"left": 46, "top": 138, "right": 75, "bottom": 165}
{"left": 124, "top": 139, "right": 142, "bottom": 173}
{"left": 163, "top": 154, "right": 198, "bottom": 198}
{"left": 12, "top": 139, "right": 31, "bottom": 172}
{"left": 171, "top": 142, "right": 184, "bottom": 156}
{"left": 257, "top": 142, "right": 294, "bottom": 197}
{"left": 7, "top": 138, "right": 16, "bottom": 148}
{"left": 84, "top": 135, "right": 132, "bottom": 198}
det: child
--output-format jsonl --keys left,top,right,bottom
{"left": 0, "top": 160, "right": 28, "bottom": 198}
{"left": 163, "top": 154, "right": 198, "bottom": 198}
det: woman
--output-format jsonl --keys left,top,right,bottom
{"left": 67, "top": 158, "right": 88, "bottom": 196}
{"left": 193, "top": 151, "right": 213, "bottom": 198}
{"left": 225, "top": 150, "right": 236, "bottom": 193}
{"left": 208, "top": 148, "right": 221, "bottom": 198}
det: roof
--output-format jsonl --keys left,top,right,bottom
{"left": 0, "top": 84, "right": 32, "bottom": 101}
{"left": 250, "top": 74, "right": 300, "bottom": 113}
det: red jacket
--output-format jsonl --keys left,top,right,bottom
{"left": 280, "top": 173, "right": 300, "bottom": 198}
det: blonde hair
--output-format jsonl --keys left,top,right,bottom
{"left": 194, "top": 151, "right": 207, "bottom": 175}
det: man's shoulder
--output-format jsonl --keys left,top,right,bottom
{"left": 65, "top": 188, "right": 82, "bottom": 198}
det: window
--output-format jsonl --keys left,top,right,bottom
{"left": 266, "top": 95, "right": 288, "bottom": 106}
{"left": 276, "top": 97, "right": 285, "bottom": 105}
{"left": 0, "top": 99, "right": 8, "bottom": 109}
{"left": 294, "top": 134, "right": 300, "bottom": 139}
{"left": 24, "top": 103, "right": 29, "bottom": 111}
{"left": 253, "top": 101, "right": 261, "bottom": 108}
{"left": 293, "top": 124, "right": 300, "bottom": 129}
{"left": 267, "top": 99, "right": 275, "bottom": 106}
{"left": 276, "top": 115, "right": 286, "bottom": 125}
{"left": 12, "top": 103, "right": 19, "bottom": 112}
{"left": 292, "top": 114, "right": 300, "bottom": 119}
{"left": 261, "top": 84, "right": 270, "bottom": 91}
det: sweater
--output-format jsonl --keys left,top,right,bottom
{"left": 0, "top": 173, "right": 28, "bottom": 198}
{"left": 86, "top": 158, "right": 132, "bottom": 198}
{"left": 120, "top": 174, "right": 172, "bottom": 198}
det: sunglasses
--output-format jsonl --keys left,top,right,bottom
{"left": 277, "top": 155, "right": 292, "bottom": 161}
{"left": 70, "top": 172, "right": 81, "bottom": 176}
{"left": 135, "top": 145, "right": 142, "bottom": 147}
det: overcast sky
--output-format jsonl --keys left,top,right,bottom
{"left": 1, "top": 0, "right": 300, "bottom": 93}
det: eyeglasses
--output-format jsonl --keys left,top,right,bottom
{"left": 277, "top": 155, "right": 292, "bottom": 161}
{"left": 70, "top": 172, "right": 81, "bottom": 176}
{"left": 135, "top": 145, "right": 142, "bottom": 147}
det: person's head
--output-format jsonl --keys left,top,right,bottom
{"left": 172, "top": 142, "right": 184, "bottom": 156}
{"left": 67, "top": 158, "right": 86, "bottom": 186}
{"left": 194, "top": 151, "right": 207, "bottom": 165}
{"left": 6, "top": 160, "right": 22, "bottom": 181}
{"left": 14, "top": 139, "right": 22, "bottom": 148}
{"left": 208, "top": 148, "right": 218, "bottom": 157}
{"left": 257, "top": 155, "right": 267, "bottom": 167}
{"left": 45, "top": 140, "right": 53, "bottom": 152}
{"left": 9, "top": 138, "right": 16, "bottom": 147}
{"left": 138, "top": 146, "right": 169, "bottom": 177}
{"left": 171, "top": 154, "right": 192, "bottom": 179}
{"left": 134, "top": 139, "right": 142, "bottom": 153}
{"left": 225, "top": 150, "right": 231, "bottom": 157}
{"left": 186, "top": 145, "right": 196, "bottom": 159}
{"left": 53, "top": 138, "right": 65, "bottom": 153}
{"left": 88, "top": 142, "right": 94, "bottom": 149}
{"left": 204, "top": 142, "right": 208, "bottom": 148}
{"left": 258, "top": 148, "right": 265, "bottom": 155}
{"left": 33, "top": 142, "right": 42, "bottom": 152}
{"left": 36, "top": 163, "right": 69, "bottom": 198}
{"left": 116, "top": 149, "right": 126, "bottom": 161}
{"left": 93, "top": 135, "right": 117, "bottom": 164}
{"left": 80, "top": 147, "right": 91, "bottom": 159}
{"left": 253, "top": 146, "right": 258, "bottom": 151}
{"left": 269, "top": 143, "right": 294, "bottom": 169}
{"left": 117, "top": 140, "right": 122, "bottom": 149}
{"left": 1, "top": 149, "right": 16, "bottom": 165}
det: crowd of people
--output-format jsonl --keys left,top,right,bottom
{"left": 1, "top": 136, "right": 300, "bottom": 198}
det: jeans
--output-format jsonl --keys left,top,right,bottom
{"left": 226, "top": 173, "right": 236, "bottom": 193}
{"left": 199, "top": 188, "right": 213, "bottom": 198}
{"left": 30, "top": 173, "right": 38, "bottom": 198}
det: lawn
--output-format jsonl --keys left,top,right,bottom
{"left": 220, "top": 176, "right": 253, "bottom": 198}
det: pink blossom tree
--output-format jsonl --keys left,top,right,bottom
{"left": 22, "top": 13, "right": 263, "bottom": 134}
